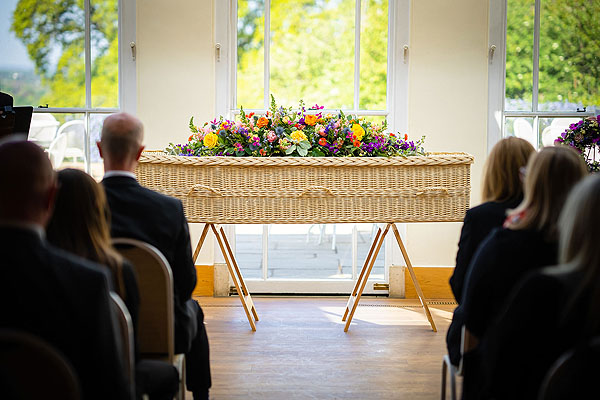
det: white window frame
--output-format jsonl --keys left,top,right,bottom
{"left": 214, "top": 0, "right": 409, "bottom": 293}
{"left": 30, "top": 0, "right": 136, "bottom": 173}
{"left": 488, "top": 0, "right": 595, "bottom": 152}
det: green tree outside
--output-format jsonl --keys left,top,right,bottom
{"left": 10, "top": 0, "right": 118, "bottom": 108}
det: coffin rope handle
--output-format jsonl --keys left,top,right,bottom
{"left": 187, "top": 184, "right": 222, "bottom": 196}
{"left": 415, "top": 187, "right": 450, "bottom": 196}
{"left": 298, "top": 186, "right": 335, "bottom": 197}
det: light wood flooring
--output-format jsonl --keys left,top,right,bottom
{"left": 189, "top": 296, "right": 457, "bottom": 400}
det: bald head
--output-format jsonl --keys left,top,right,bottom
{"left": 98, "top": 112, "right": 144, "bottom": 172}
{"left": 0, "top": 139, "right": 57, "bottom": 224}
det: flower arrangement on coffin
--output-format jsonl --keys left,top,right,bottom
{"left": 554, "top": 115, "right": 600, "bottom": 172}
{"left": 166, "top": 96, "right": 425, "bottom": 158}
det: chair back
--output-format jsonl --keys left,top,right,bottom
{"left": 110, "top": 292, "right": 136, "bottom": 397}
{"left": 57, "top": 120, "right": 87, "bottom": 164}
{"left": 0, "top": 329, "right": 81, "bottom": 400}
{"left": 28, "top": 113, "right": 59, "bottom": 146}
{"left": 112, "top": 238, "right": 175, "bottom": 362}
{"left": 538, "top": 336, "right": 600, "bottom": 400}
{"left": 47, "top": 131, "right": 68, "bottom": 168}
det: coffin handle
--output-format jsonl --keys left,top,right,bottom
{"left": 187, "top": 184, "right": 222, "bottom": 196}
{"left": 415, "top": 187, "right": 450, "bottom": 196}
{"left": 298, "top": 186, "right": 335, "bottom": 197}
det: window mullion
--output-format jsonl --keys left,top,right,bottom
{"left": 353, "top": 0, "right": 361, "bottom": 112}
{"left": 532, "top": 0, "right": 541, "bottom": 112}
{"left": 85, "top": 0, "right": 92, "bottom": 109}
{"left": 264, "top": 0, "right": 271, "bottom": 110}
{"left": 84, "top": 0, "right": 92, "bottom": 174}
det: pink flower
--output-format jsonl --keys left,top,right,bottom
{"left": 267, "top": 131, "right": 277, "bottom": 143}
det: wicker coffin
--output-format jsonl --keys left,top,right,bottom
{"left": 135, "top": 152, "right": 474, "bottom": 224}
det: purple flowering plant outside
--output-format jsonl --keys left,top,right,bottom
{"left": 554, "top": 115, "right": 600, "bottom": 172}
{"left": 166, "top": 96, "right": 426, "bottom": 158}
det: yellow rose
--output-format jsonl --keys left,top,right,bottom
{"left": 203, "top": 132, "right": 218, "bottom": 149}
{"left": 291, "top": 131, "right": 308, "bottom": 143}
{"left": 351, "top": 124, "right": 365, "bottom": 141}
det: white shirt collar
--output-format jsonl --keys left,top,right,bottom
{"left": 0, "top": 221, "right": 45, "bottom": 239}
{"left": 103, "top": 170, "right": 137, "bottom": 180}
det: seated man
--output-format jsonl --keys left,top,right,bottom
{"left": 98, "top": 113, "right": 211, "bottom": 400}
{"left": 0, "top": 139, "right": 130, "bottom": 400}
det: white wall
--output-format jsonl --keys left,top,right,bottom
{"left": 135, "top": 0, "right": 491, "bottom": 268}
{"left": 136, "top": 0, "right": 217, "bottom": 264}
{"left": 137, "top": 0, "right": 215, "bottom": 150}
{"left": 405, "top": 0, "right": 489, "bottom": 267}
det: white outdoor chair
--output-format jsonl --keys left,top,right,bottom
{"left": 28, "top": 113, "right": 59, "bottom": 148}
{"left": 513, "top": 118, "right": 536, "bottom": 148}
{"left": 541, "top": 118, "right": 580, "bottom": 147}
{"left": 47, "top": 132, "right": 68, "bottom": 168}
{"left": 56, "top": 120, "right": 87, "bottom": 164}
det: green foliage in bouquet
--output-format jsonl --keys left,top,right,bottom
{"left": 166, "top": 96, "right": 425, "bottom": 158}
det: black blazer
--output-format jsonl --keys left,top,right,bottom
{"left": 461, "top": 228, "right": 557, "bottom": 338}
{"left": 458, "top": 228, "right": 557, "bottom": 399}
{"left": 102, "top": 176, "right": 198, "bottom": 352}
{"left": 450, "top": 197, "right": 522, "bottom": 304}
{"left": 480, "top": 269, "right": 588, "bottom": 399}
{"left": 446, "top": 198, "right": 521, "bottom": 365}
{"left": 0, "top": 227, "right": 130, "bottom": 400}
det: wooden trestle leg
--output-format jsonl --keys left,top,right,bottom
{"left": 342, "top": 223, "right": 437, "bottom": 332}
{"left": 194, "top": 223, "right": 258, "bottom": 331}
{"left": 343, "top": 224, "right": 390, "bottom": 332}
{"left": 390, "top": 223, "right": 436, "bottom": 332}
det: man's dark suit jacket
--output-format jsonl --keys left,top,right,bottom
{"left": 102, "top": 175, "right": 198, "bottom": 353}
{"left": 0, "top": 226, "right": 130, "bottom": 400}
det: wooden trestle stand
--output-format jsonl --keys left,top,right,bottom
{"left": 342, "top": 223, "right": 437, "bottom": 332}
{"left": 193, "top": 223, "right": 259, "bottom": 331}
{"left": 193, "top": 222, "right": 436, "bottom": 333}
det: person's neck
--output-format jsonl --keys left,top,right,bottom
{"left": 103, "top": 160, "right": 136, "bottom": 174}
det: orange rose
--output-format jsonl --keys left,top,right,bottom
{"left": 257, "top": 116, "right": 269, "bottom": 128}
{"left": 304, "top": 115, "right": 317, "bottom": 126}
{"left": 318, "top": 138, "right": 327, "bottom": 146}
{"left": 353, "top": 140, "right": 361, "bottom": 148}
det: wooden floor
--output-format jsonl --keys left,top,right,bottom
{"left": 189, "top": 296, "right": 457, "bottom": 400}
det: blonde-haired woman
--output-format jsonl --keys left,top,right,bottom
{"left": 460, "top": 146, "right": 587, "bottom": 399}
{"left": 446, "top": 137, "right": 535, "bottom": 365}
{"left": 480, "top": 174, "right": 600, "bottom": 399}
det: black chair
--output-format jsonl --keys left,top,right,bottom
{"left": 0, "top": 329, "right": 81, "bottom": 400}
{"left": 538, "top": 336, "right": 600, "bottom": 400}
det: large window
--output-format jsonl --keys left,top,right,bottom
{"left": 498, "top": 0, "right": 599, "bottom": 148}
{"left": 1, "top": 0, "right": 135, "bottom": 179}
{"left": 236, "top": 0, "right": 388, "bottom": 114}
{"left": 216, "top": 0, "right": 408, "bottom": 293}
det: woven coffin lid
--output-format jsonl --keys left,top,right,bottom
{"left": 136, "top": 152, "right": 474, "bottom": 224}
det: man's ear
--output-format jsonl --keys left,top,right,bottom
{"left": 96, "top": 141, "right": 103, "bottom": 158}
{"left": 135, "top": 145, "right": 145, "bottom": 161}
{"left": 44, "top": 181, "right": 58, "bottom": 215}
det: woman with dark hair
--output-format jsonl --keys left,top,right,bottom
{"left": 480, "top": 174, "right": 600, "bottom": 399}
{"left": 46, "top": 168, "right": 178, "bottom": 400}
{"left": 47, "top": 168, "right": 137, "bottom": 318}
{"left": 458, "top": 146, "right": 587, "bottom": 399}
{"left": 446, "top": 137, "right": 535, "bottom": 365}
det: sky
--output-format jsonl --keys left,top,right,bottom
{"left": 0, "top": 0, "right": 35, "bottom": 70}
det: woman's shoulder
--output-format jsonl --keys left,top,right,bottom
{"left": 467, "top": 199, "right": 518, "bottom": 222}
